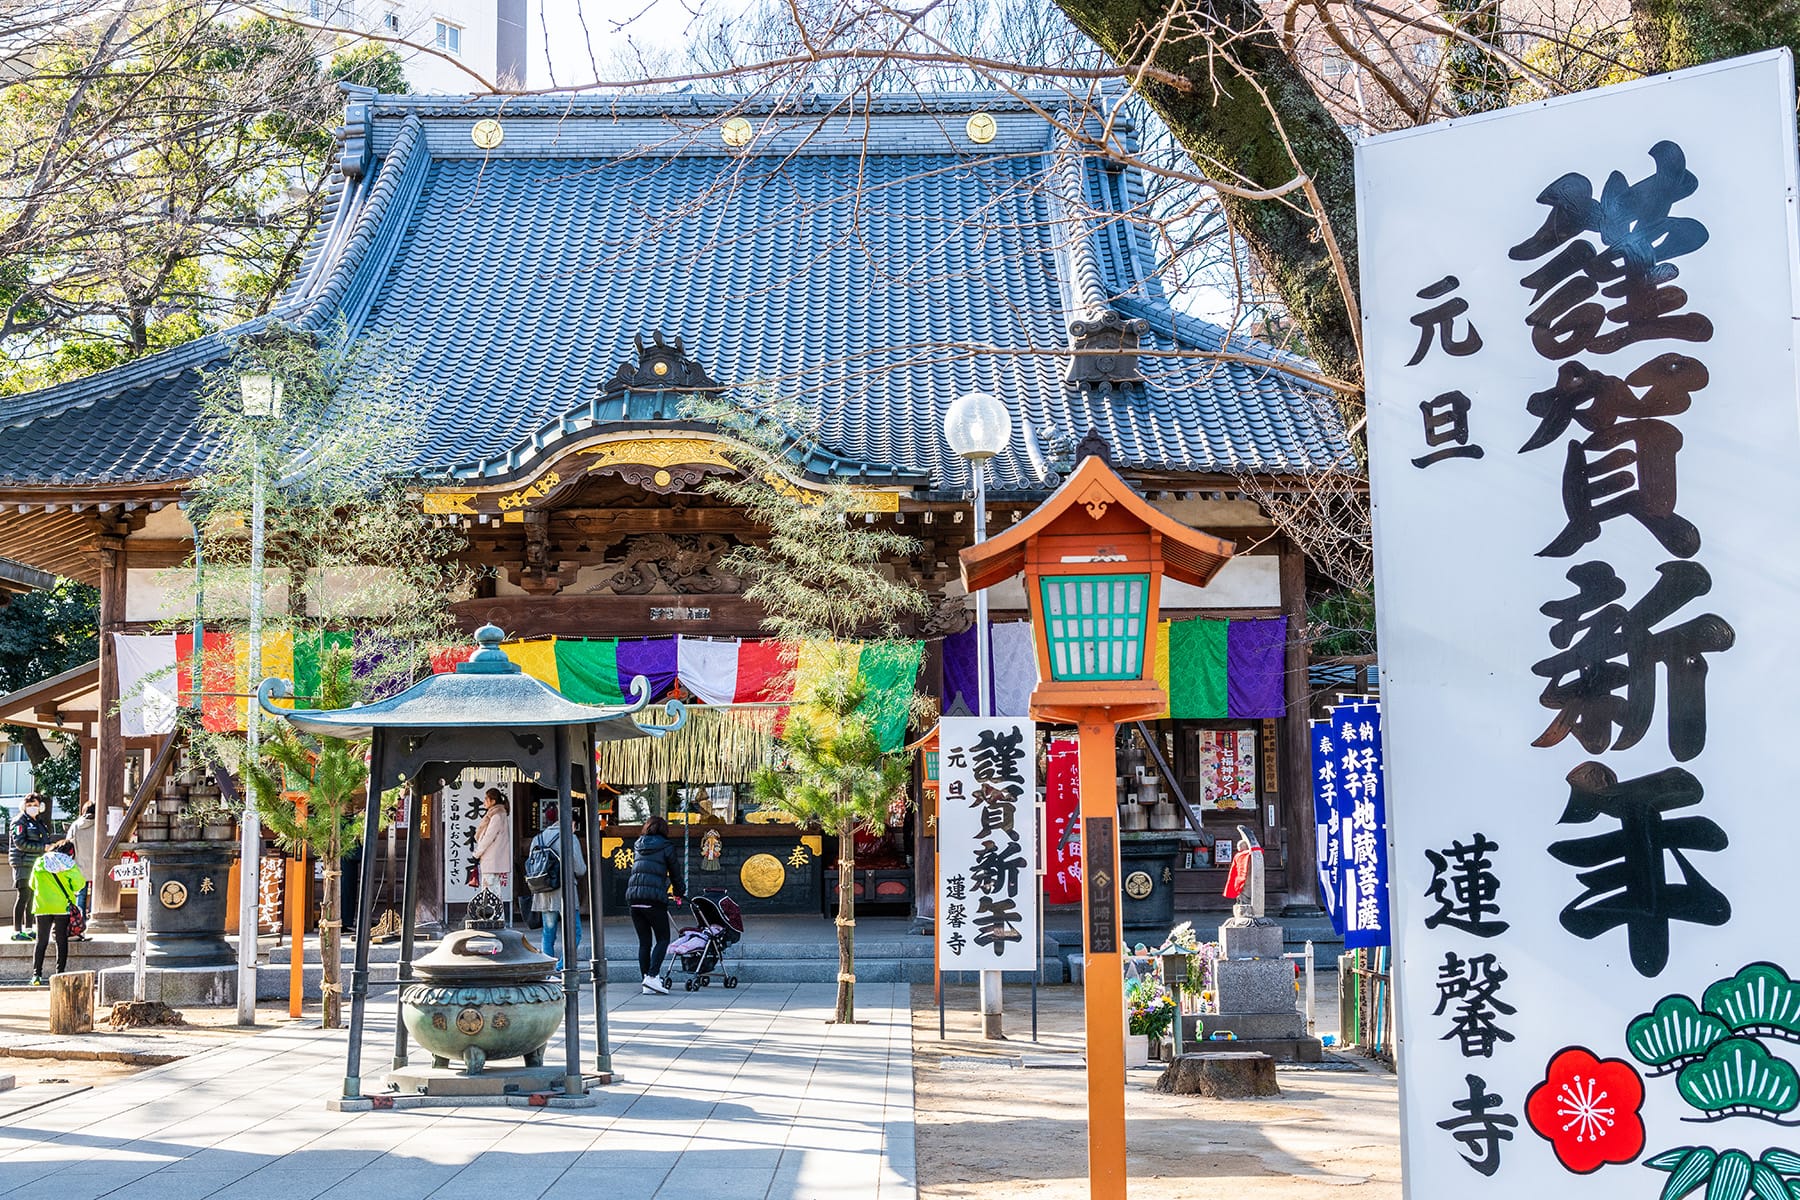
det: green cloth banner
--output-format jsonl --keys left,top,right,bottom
{"left": 553, "top": 638, "right": 624, "bottom": 705}
{"left": 855, "top": 640, "right": 925, "bottom": 752}
{"left": 292, "top": 631, "right": 352, "bottom": 709}
{"left": 1168, "top": 619, "right": 1228, "bottom": 719}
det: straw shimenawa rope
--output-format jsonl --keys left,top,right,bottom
{"left": 595, "top": 705, "right": 784, "bottom": 786}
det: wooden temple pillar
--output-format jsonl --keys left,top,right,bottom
{"left": 1277, "top": 535, "right": 1322, "bottom": 915}
{"left": 91, "top": 534, "right": 127, "bottom": 929}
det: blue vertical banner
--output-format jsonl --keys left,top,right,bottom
{"left": 1311, "top": 697, "right": 1390, "bottom": 948}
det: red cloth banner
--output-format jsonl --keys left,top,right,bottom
{"left": 1044, "top": 737, "right": 1082, "bottom": 905}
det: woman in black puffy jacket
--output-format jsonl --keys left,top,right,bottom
{"left": 625, "top": 816, "right": 684, "bottom": 995}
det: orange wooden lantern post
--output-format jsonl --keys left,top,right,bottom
{"left": 959, "top": 448, "right": 1233, "bottom": 1199}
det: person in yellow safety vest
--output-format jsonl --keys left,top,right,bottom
{"left": 28, "top": 838, "right": 85, "bottom": 985}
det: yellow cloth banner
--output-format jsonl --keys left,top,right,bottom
{"left": 1151, "top": 619, "right": 1171, "bottom": 720}
{"left": 233, "top": 630, "right": 294, "bottom": 727}
{"left": 502, "top": 638, "right": 560, "bottom": 687}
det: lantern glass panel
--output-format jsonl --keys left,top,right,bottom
{"left": 1039, "top": 573, "right": 1149, "bottom": 681}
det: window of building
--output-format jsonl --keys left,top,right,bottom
{"left": 435, "top": 19, "right": 462, "bottom": 55}
{"left": 1320, "top": 48, "right": 1352, "bottom": 78}
{"left": 383, "top": 10, "right": 400, "bottom": 32}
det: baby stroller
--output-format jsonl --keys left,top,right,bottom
{"left": 663, "top": 888, "right": 745, "bottom": 992}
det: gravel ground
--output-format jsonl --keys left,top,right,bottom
{"left": 912, "top": 983, "right": 1402, "bottom": 1198}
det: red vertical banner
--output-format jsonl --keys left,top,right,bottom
{"left": 1045, "top": 736, "right": 1082, "bottom": 904}
{"left": 175, "top": 632, "right": 236, "bottom": 732}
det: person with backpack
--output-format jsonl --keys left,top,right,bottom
{"left": 625, "top": 815, "right": 684, "bottom": 995}
{"left": 28, "top": 838, "right": 84, "bottom": 985}
{"left": 9, "top": 793, "right": 52, "bottom": 941}
{"left": 525, "top": 804, "right": 585, "bottom": 972}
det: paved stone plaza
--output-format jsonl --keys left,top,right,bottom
{"left": 0, "top": 982, "right": 914, "bottom": 1200}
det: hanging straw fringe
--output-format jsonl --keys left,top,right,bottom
{"left": 596, "top": 705, "right": 784, "bottom": 786}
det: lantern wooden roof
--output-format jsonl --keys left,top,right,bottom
{"left": 959, "top": 454, "right": 1236, "bottom": 593}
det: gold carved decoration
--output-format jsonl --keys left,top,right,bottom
{"left": 1124, "top": 870, "right": 1154, "bottom": 900}
{"left": 470, "top": 119, "right": 504, "bottom": 149}
{"left": 499, "top": 471, "right": 561, "bottom": 512}
{"left": 801, "top": 834, "right": 823, "bottom": 856}
{"left": 579, "top": 437, "right": 737, "bottom": 473}
{"left": 1077, "top": 483, "right": 1112, "bottom": 520}
{"left": 159, "top": 880, "right": 188, "bottom": 909}
{"left": 721, "top": 116, "right": 754, "bottom": 147}
{"left": 966, "top": 113, "right": 997, "bottom": 144}
{"left": 740, "top": 853, "right": 786, "bottom": 897}
{"left": 424, "top": 491, "right": 476, "bottom": 515}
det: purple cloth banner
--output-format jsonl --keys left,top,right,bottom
{"left": 353, "top": 630, "right": 411, "bottom": 701}
{"left": 616, "top": 638, "right": 680, "bottom": 701}
{"left": 1226, "top": 617, "right": 1288, "bottom": 718}
{"left": 940, "top": 623, "right": 994, "bottom": 716}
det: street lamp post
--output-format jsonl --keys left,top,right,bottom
{"left": 958, "top": 443, "right": 1234, "bottom": 1199}
{"left": 943, "top": 390, "right": 1012, "bottom": 1041}
{"left": 236, "top": 368, "right": 283, "bottom": 1025}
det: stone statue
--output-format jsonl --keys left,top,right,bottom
{"left": 1231, "top": 825, "right": 1265, "bottom": 922}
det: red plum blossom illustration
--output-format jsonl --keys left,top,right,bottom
{"left": 1525, "top": 1046, "right": 1647, "bottom": 1173}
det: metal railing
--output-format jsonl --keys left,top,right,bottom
{"left": 1338, "top": 946, "right": 1394, "bottom": 1063}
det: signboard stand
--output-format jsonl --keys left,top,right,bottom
{"left": 1359, "top": 49, "right": 1800, "bottom": 1195}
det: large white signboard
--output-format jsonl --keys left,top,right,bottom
{"left": 1360, "top": 51, "right": 1800, "bottom": 1197}
{"left": 441, "top": 773, "right": 511, "bottom": 904}
{"left": 937, "top": 717, "right": 1039, "bottom": 971}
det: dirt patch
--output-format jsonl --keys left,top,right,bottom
{"left": 913, "top": 983, "right": 1401, "bottom": 1199}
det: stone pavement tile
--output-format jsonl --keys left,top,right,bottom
{"left": 544, "top": 1167, "right": 666, "bottom": 1200}
{"left": 201, "top": 1166, "right": 357, "bottom": 1200}
{"left": 309, "top": 1162, "right": 462, "bottom": 1200}
{"left": 421, "top": 1163, "right": 569, "bottom": 1200}
{"left": 569, "top": 1145, "right": 678, "bottom": 1172}
{"left": 0, "top": 1164, "right": 168, "bottom": 1200}
{"left": 652, "top": 1163, "right": 779, "bottom": 1200}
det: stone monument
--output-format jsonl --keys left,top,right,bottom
{"left": 1203, "top": 827, "right": 1322, "bottom": 1061}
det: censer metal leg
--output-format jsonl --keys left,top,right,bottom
{"left": 392, "top": 785, "right": 423, "bottom": 1071}
{"left": 343, "top": 734, "right": 386, "bottom": 1100}
{"left": 554, "top": 725, "right": 584, "bottom": 1096}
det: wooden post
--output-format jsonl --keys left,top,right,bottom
{"left": 93, "top": 538, "right": 126, "bottom": 930}
{"left": 1078, "top": 716, "right": 1126, "bottom": 1200}
{"left": 289, "top": 794, "right": 308, "bottom": 1019}
{"left": 1278, "top": 537, "right": 1320, "bottom": 912}
{"left": 48, "top": 971, "right": 95, "bottom": 1035}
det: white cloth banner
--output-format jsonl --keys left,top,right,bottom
{"left": 112, "top": 633, "right": 177, "bottom": 736}
{"left": 1360, "top": 51, "right": 1800, "bottom": 1195}
{"left": 989, "top": 621, "right": 1039, "bottom": 718}
{"left": 675, "top": 637, "right": 740, "bottom": 706}
{"left": 936, "top": 716, "right": 1038, "bottom": 971}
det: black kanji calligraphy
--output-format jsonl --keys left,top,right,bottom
{"left": 1406, "top": 275, "right": 1484, "bottom": 366}
{"left": 971, "top": 782, "right": 1019, "bottom": 839}
{"left": 1437, "top": 1074, "right": 1517, "bottom": 1176}
{"left": 1519, "top": 353, "right": 1707, "bottom": 454}
{"left": 1549, "top": 761, "right": 1730, "bottom": 977}
{"left": 1423, "top": 833, "right": 1509, "bottom": 938}
{"left": 1541, "top": 417, "right": 1700, "bottom": 559}
{"left": 1532, "top": 560, "right": 1734, "bottom": 762}
{"left": 972, "top": 725, "right": 1027, "bottom": 783}
{"left": 973, "top": 896, "right": 1024, "bottom": 949}
{"left": 970, "top": 838, "right": 1027, "bottom": 899}
{"left": 1412, "top": 391, "right": 1485, "bottom": 468}
{"left": 1509, "top": 140, "right": 1713, "bottom": 360}
{"left": 1433, "top": 951, "right": 1517, "bottom": 1058}
{"left": 945, "top": 873, "right": 967, "bottom": 902}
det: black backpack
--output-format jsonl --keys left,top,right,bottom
{"left": 524, "top": 832, "right": 561, "bottom": 893}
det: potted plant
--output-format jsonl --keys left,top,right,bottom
{"left": 180, "top": 789, "right": 237, "bottom": 843}
{"left": 1127, "top": 974, "right": 1177, "bottom": 1066}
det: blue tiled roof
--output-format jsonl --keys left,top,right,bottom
{"left": 0, "top": 91, "right": 1350, "bottom": 493}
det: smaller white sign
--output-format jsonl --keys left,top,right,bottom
{"left": 937, "top": 717, "right": 1038, "bottom": 971}
{"left": 442, "top": 773, "right": 512, "bottom": 903}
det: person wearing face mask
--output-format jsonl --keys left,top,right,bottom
{"left": 9, "top": 793, "right": 52, "bottom": 941}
